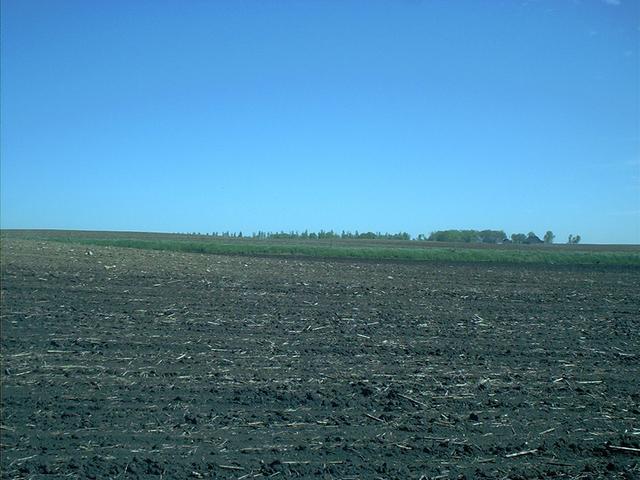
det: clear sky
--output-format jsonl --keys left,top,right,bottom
{"left": 1, "top": 0, "right": 639, "bottom": 243}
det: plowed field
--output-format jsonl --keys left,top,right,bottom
{"left": 2, "top": 239, "right": 639, "bottom": 479}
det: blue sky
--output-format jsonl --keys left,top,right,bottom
{"left": 1, "top": 0, "right": 638, "bottom": 243}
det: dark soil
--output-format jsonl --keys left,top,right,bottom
{"left": 1, "top": 239, "right": 639, "bottom": 479}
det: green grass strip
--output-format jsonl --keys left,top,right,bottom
{"left": 29, "top": 236, "right": 640, "bottom": 266}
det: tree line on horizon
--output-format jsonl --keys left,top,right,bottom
{"left": 187, "top": 229, "right": 582, "bottom": 244}
{"left": 202, "top": 230, "right": 412, "bottom": 241}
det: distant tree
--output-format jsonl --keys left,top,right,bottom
{"left": 427, "top": 229, "right": 509, "bottom": 243}
{"left": 567, "top": 234, "right": 581, "bottom": 244}
{"left": 392, "top": 232, "right": 411, "bottom": 241}
{"left": 428, "top": 229, "right": 480, "bottom": 243}
{"left": 479, "top": 230, "right": 507, "bottom": 244}
{"left": 543, "top": 231, "right": 555, "bottom": 244}
{"left": 359, "top": 231, "right": 377, "bottom": 239}
{"left": 525, "top": 232, "right": 543, "bottom": 244}
{"left": 511, "top": 233, "right": 527, "bottom": 244}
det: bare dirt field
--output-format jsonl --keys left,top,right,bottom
{"left": 1, "top": 238, "right": 639, "bottom": 479}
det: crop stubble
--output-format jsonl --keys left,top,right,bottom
{"left": 1, "top": 239, "right": 639, "bottom": 478}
